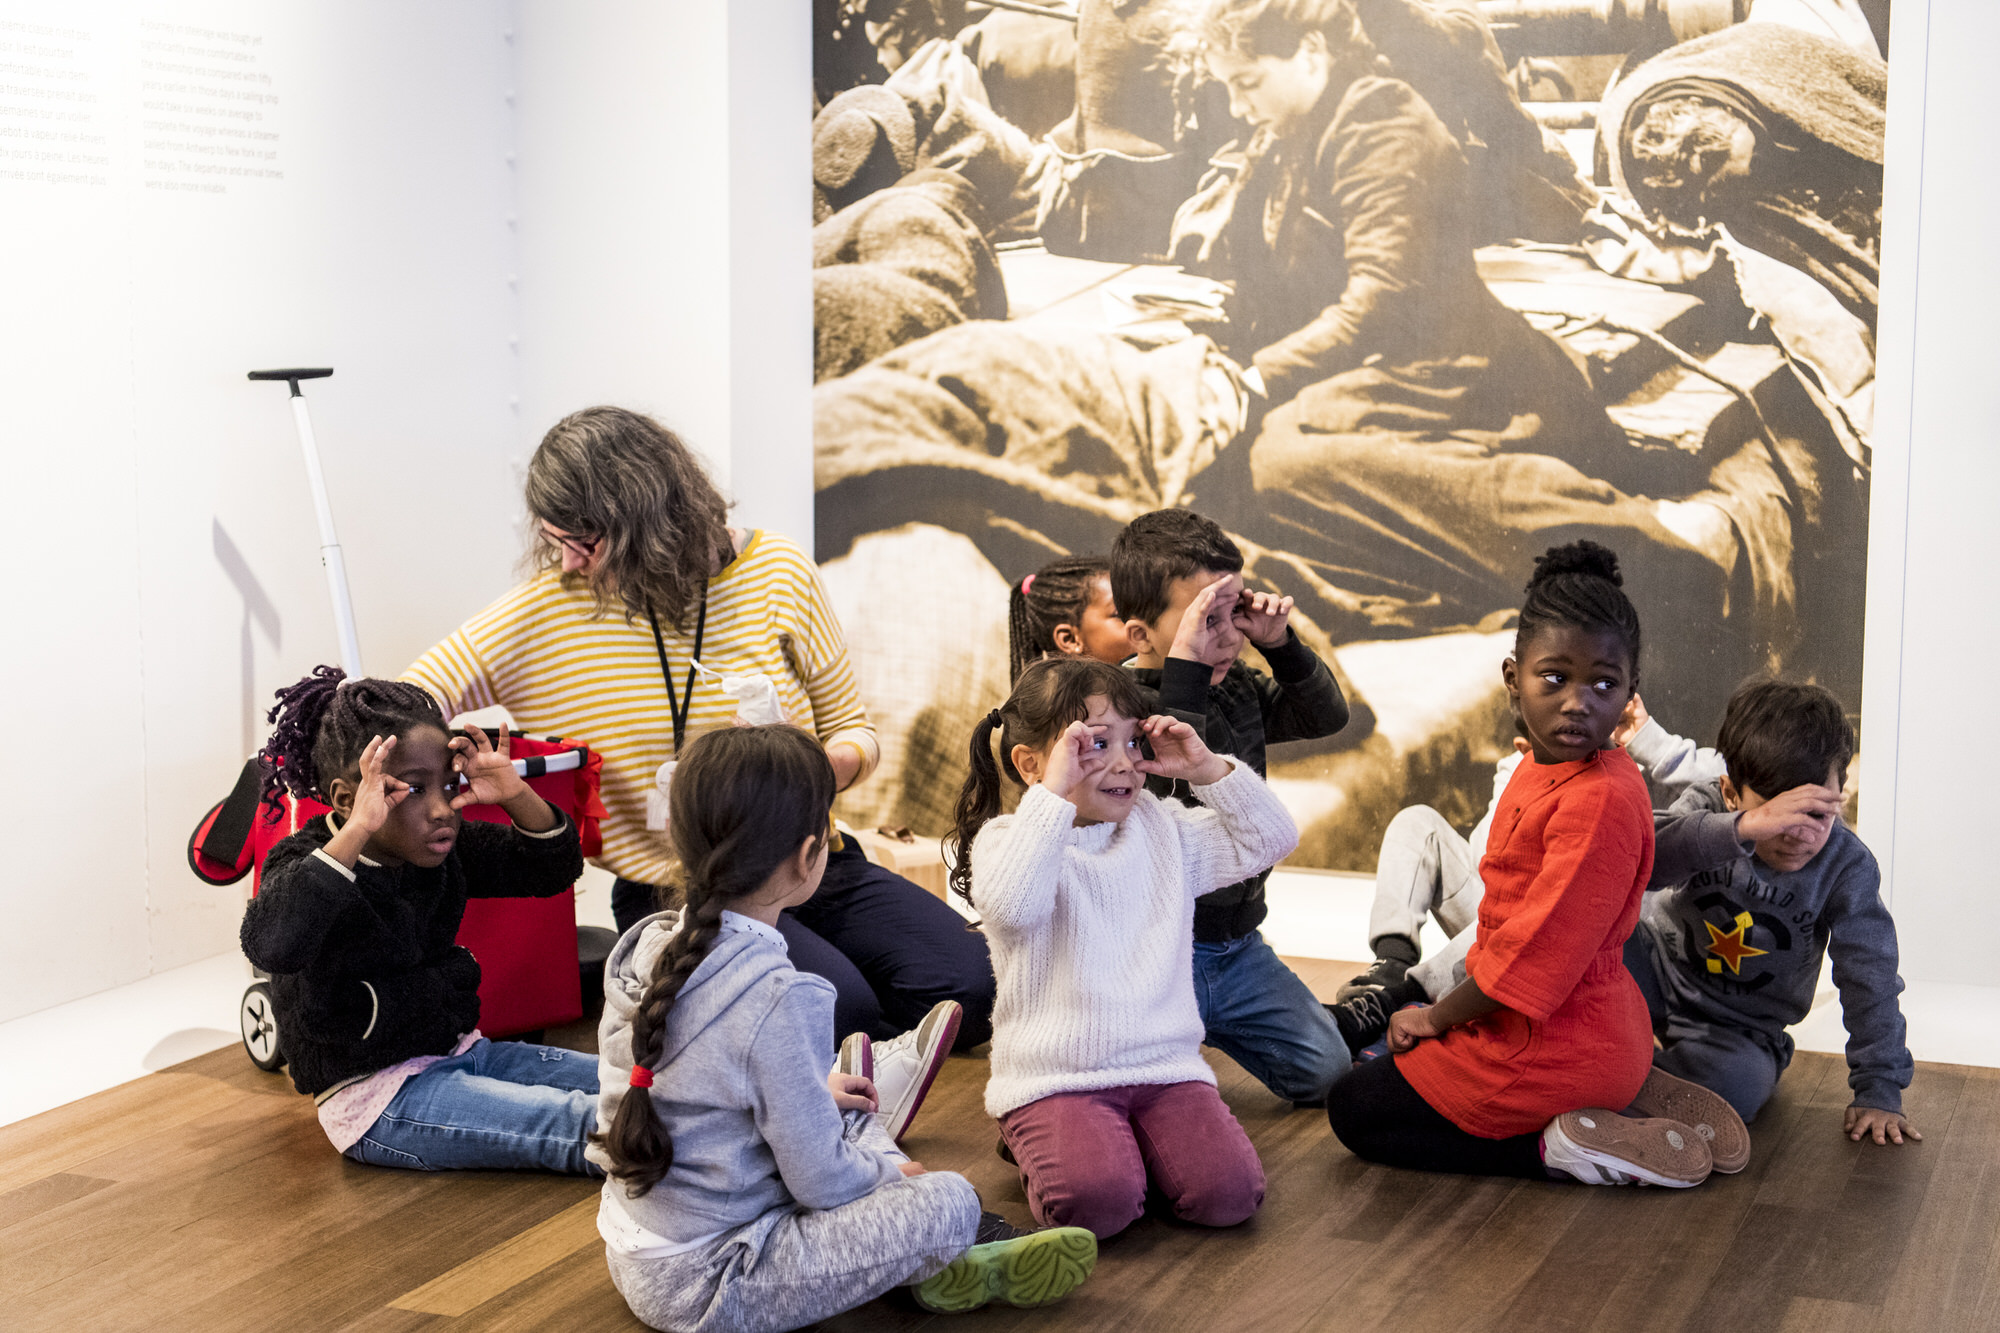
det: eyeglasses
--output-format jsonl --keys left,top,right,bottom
{"left": 541, "top": 525, "right": 600, "bottom": 560}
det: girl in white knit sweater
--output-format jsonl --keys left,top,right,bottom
{"left": 949, "top": 658, "right": 1299, "bottom": 1239}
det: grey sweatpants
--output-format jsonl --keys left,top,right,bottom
{"left": 1369, "top": 806, "right": 1483, "bottom": 1000}
{"left": 606, "top": 1118, "right": 981, "bottom": 1333}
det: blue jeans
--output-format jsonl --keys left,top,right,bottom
{"left": 345, "top": 1038, "right": 604, "bottom": 1175}
{"left": 1193, "top": 931, "right": 1350, "bottom": 1104}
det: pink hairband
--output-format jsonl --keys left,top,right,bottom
{"left": 1022, "top": 574, "right": 1036, "bottom": 594}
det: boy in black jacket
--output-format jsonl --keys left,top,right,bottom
{"left": 1114, "top": 510, "right": 1352, "bottom": 1104}
{"left": 242, "top": 669, "right": 598, "bottom": 1174}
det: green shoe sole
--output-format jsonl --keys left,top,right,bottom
{"left": 913, "top": 1227, "right": 1098, "bottom": 1313}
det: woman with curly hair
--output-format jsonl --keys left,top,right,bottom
{"left": 405, "top": 408, "right": 994, "bottom": 1076}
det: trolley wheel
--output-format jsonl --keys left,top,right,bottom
{"left": 240, "top": 982, "right": 285, "bottom": 1071}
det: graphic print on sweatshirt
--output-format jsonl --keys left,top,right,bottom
{"left": 1665, "top": 860, "right": 1821, "bottom": 999}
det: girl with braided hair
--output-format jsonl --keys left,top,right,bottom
{"left": 1007, "top": 554, "right": 1129, "bottom": 682}
{"left": 1325, "top": 541, "right": 1745, "bottom": 1188}
{"left": 592, "top": 725, "right": 1096, "bottom": 1330}
{"left": 240, "top": 666, "right": 600, "bottom": 1173}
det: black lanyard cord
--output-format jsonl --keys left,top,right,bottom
{"left": 647, "top": 594, "right": 709, "bottom": 751}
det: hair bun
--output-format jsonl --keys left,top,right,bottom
{"left": 1527, "top": 539, "right": 1622, "bottom": 592}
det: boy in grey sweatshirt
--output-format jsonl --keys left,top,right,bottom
{"left": 1625, "top": 680, "right": 1917, "bottom": 1143}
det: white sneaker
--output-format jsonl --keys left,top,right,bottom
{"left": 835, "top": 1030, "right": 873, "bottom": 1083}
{"left": 1541, "top": 1108, "right": 1712, "bottom": 1188}
{"left": 870, "top": 1001, "right": 962, "bottom": 1143}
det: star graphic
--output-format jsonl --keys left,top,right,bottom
{"left": 1704, "top": 911, "right": 1770, "bottom": 975}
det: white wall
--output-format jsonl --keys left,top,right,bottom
{"left": 0, "top": 0, "right": 522, "bottom": 1022}
{"left": 1862, "top": 0, "right": 2000, "bottom": 988}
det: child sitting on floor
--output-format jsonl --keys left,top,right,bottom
{"left": 594, "top": 725, "right": 1095, "bottom": 1331}
{"left": 1008, "top": 554, "right": 1130, "bottom": 680}
{"left": 241, "top": 667, "right": 600, "bottom": 1174}
{"left": 1113, "top": 508, "right": 1352, "bottom": 1105}
{"left": 1329, "top": 694, "right": 1725, "bottom": 1051}
{"left": 1325, "top": 542, "right": 1745, "bottom": 1188}
{"left": 1631, "top": 679, "right": 1917, "bottom": 1145}
{"left": 951, "top": 657, "right": 1296, "bottom": 1239}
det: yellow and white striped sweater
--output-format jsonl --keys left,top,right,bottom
{"left": 403, "top": 530, "right": 879, "bottom": 886}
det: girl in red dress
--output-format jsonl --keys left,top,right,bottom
{"left": 1325, "top": 541, "right": 1742, "bottom": 1187}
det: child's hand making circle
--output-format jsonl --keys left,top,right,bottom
{"left": 448, "top": 723, "right": 530, "bottom": 810}
{"left": 1386, "top": 1003, "right": 1443, "bottom": 1053}
{"left": 1168, "top": 573, "right": 1245, "bottom": 665}
{"left": 347, "top": 734, "right": 414, "bottom": 835}
{"left": 1040, "top": 719, "right": 1109, "bottom": 802}
{"left": 1134, "top": 715, "right": 1231, "bottom": 786}
{"left": 1232, "top": 587, "right": 1294, "bottom": 649}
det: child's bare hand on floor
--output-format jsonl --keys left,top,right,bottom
{"left": 1135, "top": 715, "right": 1230, "bottom": 786}
{"left": 1233, "top": 588, "right": 1294, "bottom": 649}
{"left": 1386, "top": 1003, "right": 1443, "bottom": 1053}
{"left": 827, "top": 1071, "right": 878, "bottom": 1114}
{"left": 1844, "top": 1106, "right": 1921, "bottom": 1145}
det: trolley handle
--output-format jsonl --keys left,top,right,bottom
{"left": 248, "top": 367, "right": 334, "bottom": 396}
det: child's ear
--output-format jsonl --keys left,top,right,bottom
{"left": 1011, "top": 742, "right": 1044, "bottom": 785}
{"left": 1500, "top": 656, "right": 1521, "bottom": 707}
{"left": 326, "top": 776, "right": 357, "bottom": 818}
{"left": 1124, "top": 617, "right": 1154, "bottom": 657}
{"left": 1718, "top": 775, "right": 1742, "bottom": 812}
{"left": 1051, "top": 622, "right": 1083, "bottom": 656}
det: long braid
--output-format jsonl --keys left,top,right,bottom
{"left": 593, "top": 724, "right": 836, "bottom": 1196}
{"left": 1007, "top": 554, "right": 1111, "bottom": 681}
{"left": 258, "top": 667, "right": 447, "bottom": 809}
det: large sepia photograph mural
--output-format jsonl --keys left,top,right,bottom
{"left": 811, "top": 0, "right": 1890, "bottom": 867}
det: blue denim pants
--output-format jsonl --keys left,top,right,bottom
{"left": 345, "top": 1038, "right": 604, "bottom": 1175}
{"left": 1193, "top": 931, "right": 1350, "bottom": 1104}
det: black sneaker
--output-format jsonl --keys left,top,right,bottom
{"left": 1335, "top": 955, "right": 1413, "bottom": 1003}
{"left": 973, "top": 1210, "right": 1031, "bottom": 1245}
{"left": 1327, "top": 989, "right": 1396, "bottom": 1055}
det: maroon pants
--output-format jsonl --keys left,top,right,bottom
{"left": 998, "top": 1081, "right": 1265, "bottom": 1239}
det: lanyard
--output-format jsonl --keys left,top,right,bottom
{"left": 647, "top": 594, "right": 709, "bottom": 751}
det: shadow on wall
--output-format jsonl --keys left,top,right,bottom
{"left": 213, "top": 519, "right": 282, "bottom": 758}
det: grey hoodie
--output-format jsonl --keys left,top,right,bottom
{"left": 589, "top": 910, "right": 903, "bottom": 1243}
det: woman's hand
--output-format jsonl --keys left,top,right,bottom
{"left": 450, "top": 724, "right": 529, "bottom": 808}
{"left": 828, "top": 1070, "right": 879, "bottom": 1114}
{"left": 1135, "top": 715, "right": 1230, "bottom": 786}
{"left": 1040, "top": 720, "right": 1107, "bottom": 803}
{"left": 1386, "top": 1003, "right": 1443, "bottom": 1053}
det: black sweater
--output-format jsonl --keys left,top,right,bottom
{"left": 1130, "top": 631, "right": 1349, "bottom": 940}
{"left": 241, "top": 812, "right": 583, "bottom": 1096}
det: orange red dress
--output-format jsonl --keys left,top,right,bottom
{"left": 1398, "top": 748, "right": 1656, "bottom": 1138}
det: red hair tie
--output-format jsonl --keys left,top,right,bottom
{"left": 629, "top": 1065, "right": 655, "bottom": 1089}
{"left": 1021, "top": 574, "right": 1036, "bottom": 594}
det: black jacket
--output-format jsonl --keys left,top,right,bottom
{"left": 241, "top": 812, "right": 583, "bottom": 1096}
{"left": 1130, "top": 631, "right": 1348, "bottom": 941}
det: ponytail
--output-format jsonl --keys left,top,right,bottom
{"left": 945, "top": 656, "right": 1147, "bottom": 906}
{"left": 593, "top": 724, "right": 835, "bottom": 1197}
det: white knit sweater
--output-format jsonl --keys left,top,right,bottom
{"left": 971, "top": 759, "right": 1300, "bottom": 1118}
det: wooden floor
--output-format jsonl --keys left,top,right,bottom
{"left": 6, "top": 957, "right": 1998, "bottom": 1333}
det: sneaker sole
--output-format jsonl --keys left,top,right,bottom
{"left": 913, "top": 1227, "right": 1098, "bottom": 1313}
{"left": 884, "top": 1002, "right": 961, "bottom": 1143}
{"left": 836, "top": 1030, "right": 872, "bottom": 1083}
{"left": 1553, "top": 1109, "right": 1712, "bottom": 1188}
{"left": 1624, "top": 1066, "right": 1750, "bottom": 1174}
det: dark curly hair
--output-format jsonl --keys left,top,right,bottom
{"left": 257, "top": 666, "right": 448, "bottom": 809}
{"left": 1515, "top": 540, "right": 1643, "bottom": 684}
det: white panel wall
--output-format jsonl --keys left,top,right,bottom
{"left": 0, "top": 0, "right": 521, "bottom": 1022}
{"left": 1865, "top": 0, "right": 2000, "bottom": 987}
